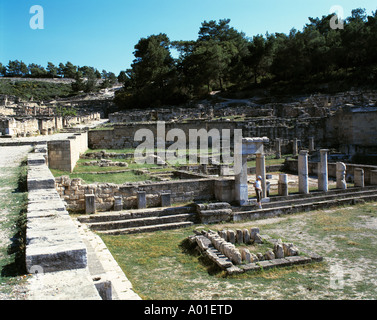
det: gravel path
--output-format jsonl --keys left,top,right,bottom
{"left": 0, "top": 145, "right": 32, "bottom": 299}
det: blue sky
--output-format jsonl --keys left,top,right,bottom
{"left": 1, "top": 0, "right": 376, "bottom": 75}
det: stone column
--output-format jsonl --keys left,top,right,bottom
{"left": 278, "top": 173, "right": 289, "bottom": 196}
{"left": 309, "top": 137, "right": 315, "bottom": 152}
{"left": 354, "top": 168, "right": 364, "bottom": 187}
{"left": 318, "top": 149, "right": 329, "bottom": 192}
{"left": 275, "top": 138, "right": 281, "bottom": 159}
{"left": 298, "top": 150, "right": 309, "bottom": 194}
{"left": 336, "top": 162, "right": 347, "bottom": 189}
{"left": 256, "top": 154, "right": 267, "bottom": 198}
{"left": 85, "top": 194, "right": 96, "bottom": 214}
{"left": 234, "top": 152, "right": 248, "bottom": 206}
{"left": 137, "top": 191, "right": 147, "bottom": 209}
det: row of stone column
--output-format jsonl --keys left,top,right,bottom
{"left": 295, "top": 149, "right": 367, "bottom": 195}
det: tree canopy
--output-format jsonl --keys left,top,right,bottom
{"left": 115, "top": 8, "right": 377, "bottom": 109}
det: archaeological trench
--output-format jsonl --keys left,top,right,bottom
{"left": 1, "top": 89, "right": 377, "bottom": 298}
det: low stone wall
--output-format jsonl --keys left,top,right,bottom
{"left": 48, "top": 131, "right": 88, "bottom": 172}
{"left": 26, "top": 147, "right": 90, "bottom": 275}
{"left": 55, "top": 175, "right": 217, "bottom": 212}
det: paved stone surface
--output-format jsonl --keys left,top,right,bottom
{"left": 74, "top": 219, "right": 142, "bottom": 300}
{"left": 27, "top": 268, "right": 101, "bottom": 300}
{"left": 1, "top": 120, "right": 141, "bottom": 300}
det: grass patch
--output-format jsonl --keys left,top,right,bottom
{"left": 0, "top": 160, "right": 28, "bottom": 297}
{"left": 100, "top": 202, "right": 377, "bottom": 300}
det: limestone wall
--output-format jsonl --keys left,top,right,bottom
{"left": 55, "top": 175, "right": 217, "bottom": 212}
{"left": 326, "top": 107, "right": 377, "bottom": 151}
{"left": 88, "top": 118, "right": 328, "bottom": 152}
{"left": 0, "top": 117, "right": 39, "bottom": 136}
{"left": 48, "top": 131, "right": 88, "bottom": 172}
{"left": 0, "top": 112, "right": 101, "bottom": 137}
{"left": 0, "top": 106, "right": 15, "bottom": 116}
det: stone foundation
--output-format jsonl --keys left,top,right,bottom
{"left": 26, "top": 149, "right": 89, "bottom": 274}
{"left": 55, "top": 175, "right": 217, "bottom": 212}
{"left": 188, "top": 228, "right": 323, "bottom": 275}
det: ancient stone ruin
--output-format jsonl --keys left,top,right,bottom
{"left": 187, "top": 227, "right": 323, "bottom": 275}
{"left": 2, "top": 88, "right": 377, "bottom": 299}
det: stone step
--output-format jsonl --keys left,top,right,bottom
{"left": 268, "top": 185, "right": 377, "bottom": 202}
{"left": 86, "top": 213, "right": 197, "bottom": 231}
{"left": 78, "top": 205, "right": 194, "bottom": 223}
{"left": 234, "top": 186, "right": 377, "bottom": 212}
{"left": 97, "top": 221, "right": 194, "bottom": 235}
{"left": 233, "top": 192, "right": 377, "bottom": 221}
{"left": 263, "top": 188, "right": 377, "bottom": 209}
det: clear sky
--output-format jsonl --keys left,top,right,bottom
{"left": 1, "top": 0, "right": 376, "bottom": 75}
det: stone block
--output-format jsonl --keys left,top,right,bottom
{"left": 257, "top": 260, "right": 274, "bottom": 270}
{"left": 137, "top": 191, "right": 146, "bottom": 209}
{"left": 241, "top": 263, "right": 260, "bottom": 272}
{"left": 160, "top": 192, "right": 171, "bottom": 207}
{"left": 285, "top": 256, "right": 312, "bottom": 265}
{"left": 274, "top": 243, "right": 284, "bottom": 259}
{"left": 226, "top": 266, "right": 244, "bottom": 275}
{"left": 236, "top": 229, "right": 243, "bottom": 244}
{"left": 85, "top": 194, "right": 96, "bottom": 214}
{"left": 269, "top": 258, "right": 292, "bottom": 268}
{"left": 354, "top": 168, "right": 364, "bottom": 188}
{"left": 370, "top": 170, "right": 377, "bottom": 186}
{"left": 243, "top": 229, "right": 250, "bottom": 244}
{"left": 113, "top": 196, "right": 123, "bottom": 211}
{"left": 240, "top": 248, "right": 251, "bottom": 263}
{"left": 283, "top": 243, "right": 299, "bottom": 256}
{"left": 219, "top": 230, "right": 227, "bottom": 240}
{"left": 93, "top": 277, "right": 112, "bottom": 300}
{"left": 26, "top": 214, "right": 88, "bottom": 274}
{"left": 265, "top": 250, "right": 275, "bottom": 260}
{"left": 227, "top": 229, "right": 236, "bottom": 244}
{"left": 231, "top": 249, "right": 242, "bottom": 265}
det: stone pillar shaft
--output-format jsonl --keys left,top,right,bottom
{"left": 278, "top": 173, "right": 289, "bottom": 196}
{"left": 298, "top": 150, "right": 309, "bottom": 194}
{"left": 309, "top": 137, "right": 315, "bottom": 152}
{"left": 336, "top": 162, "right": 347, "bottom": 189}
{"left": 318, "top": 149, "right": 329, "bottom": 192}
{"left": 234, "top": 154, "right": 248, "bottom": 205}
{"left": 256, "top": 154, "right": 267, "bottom": 198}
